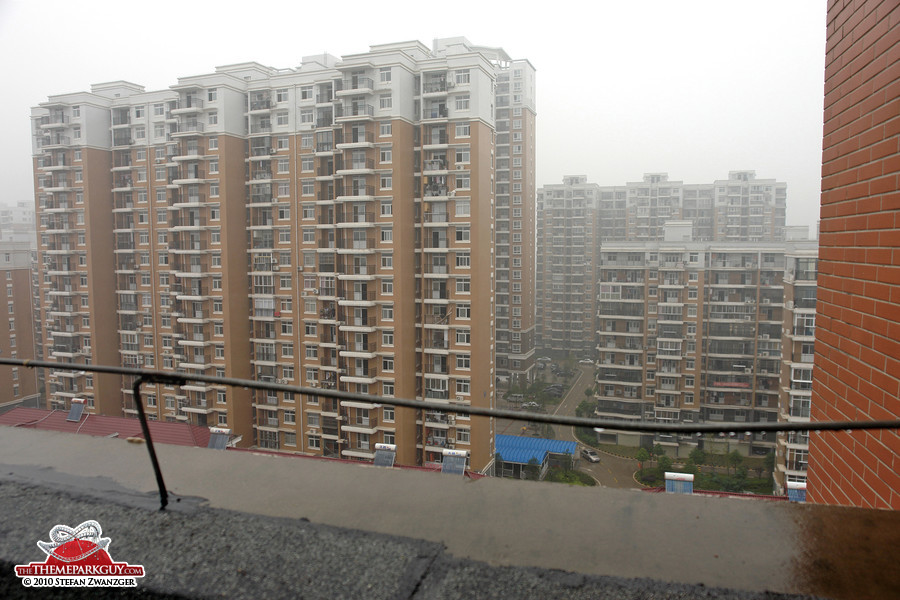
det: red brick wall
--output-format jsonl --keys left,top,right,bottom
{"left": 808, "top": 0, "right": 900, "bottom": 509}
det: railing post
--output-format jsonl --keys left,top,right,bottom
{"left": 132, "top": 376, "right": 169, "bottom": 510}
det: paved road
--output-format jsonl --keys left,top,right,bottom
{"left": 498, "top": 364, "right": 641, "bottom": 489}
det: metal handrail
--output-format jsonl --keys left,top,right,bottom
{"left": 4, "top": 358, "right": 900, "bottom": 509}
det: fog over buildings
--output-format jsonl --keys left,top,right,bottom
{"left": 0, "top": 0, "right": 826, "bottom": 232}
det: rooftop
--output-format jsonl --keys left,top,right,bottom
{"left": 0, "top": 426, "right": 897, "bottom": 599}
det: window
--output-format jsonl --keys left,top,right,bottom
{"left": 381, "top": 253, "right": 393, "bottom": 269}
{"left": 280, "top": 136, "right": 293, "bottom": 149}
{"left": 380, "top": 174, "right": 392, "bottom": 189}
{"left": 153, "top": 103, "right": 164, "bottom": 116}
{"left": 207, "top": 88, "right": 217, "bottom": 102}
{"left": 381, "top": 279, "right": 393, "bottom": 294}
{"left": 284, "top": 410, "right": 295, "bottom": 424}
{"left": 456, "top": 252, "right": 470, "bottom": 268}
{"left": 72, "top": 105, "right": 81, "bottom": 118}
{"left": 380, "top": 199, "right": 392, "bottom": 216}
{"left": 208, "top": 137, "right": 218, "bottom": 150}
{"left": 300, "top": 86, "right": 313, "bottom": 100}
{"left": 209, "top": 160, "right": 218, "bottom": 174}
{"left": 379, "top": 94, "right": 392, "bottom": 109}
{"left": 380, "top": 147, "right": 392, "bottom": 163}
{"left": 382, "top": 357, "right": 394, "bottom": 372}
{"left": 299, "top": 109, "right": 312, "bottom": 124}
{"left": 456, "top": 304, "right": 470, "bottom": 319}
{"left": 456, "top": 354, "right": 471, "bottom": 369}
{"left": 455, "top": 174, "right": 470, "bottom": 189}
{"left": 278, "top": 182, "right": 290, "bottom": 197}
{"left": 208, "top": 112, "right": 218, "bottom": 125}
{"left": 380, "top": 122, "right": 392, "bottom": 137}
{"left": 276, "top": 88, "right": 289, "bottom": 103}
{"left": 455, "top": 147, "right": 470, "bottom": 164}
{"left": 381, "top": 305, "right": 393, "bottom": 320}
{"left": 302, "top": 180, "right": 314, "bottom": 195}
{"left": 381, "top": 227, "right": 393, "bottom": 242}
{"left": 379, "top": 67, "right": 392, "bottom": 82}
{"left": 455, "top": 95, "right": 470, "bottom": 110}
{"left": 456, "top": 380, "right": 471, "bottom": 395}
{"left": 456, "top": 278, "right": 470, "bottom": 293}
{"left": 301, "top": 156, "right": 314, "bottom": 172}
{"left": 455, "top": 200, "right": 470, "bottom": 216}
{"left": 382, "top": 330, "right": 394, "bottom": 346}
{"left": 455, "top": 122, "right": 470, "bottom": 138}
{"left": 455, "top": 226, "right": 470, "bottom": 242}
{"left": 455, "top": 69, "right": 470, "bottom": 84}
{"left": 210, "top": 182, "right": 219, "bottom": 197}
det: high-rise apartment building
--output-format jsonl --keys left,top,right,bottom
{"left": 595, "top": 171, "right": 787, "bottom": 243}
{"left": 31, "top": 38, "right": 535, "bottom": 473}
{"left": 592, "top": 235, "right": 817, "bottom": 458}
{"left": 0, "top": 242, "right": 39, "bottom": 405}
{"left": 535, "top": 176, "right": 599, "bottom": 354}
{"left": 774, "top": 248, "right": 818, "bottom": 494}
{"left": 807, "top": 0, "right": 899, "bottom": 509}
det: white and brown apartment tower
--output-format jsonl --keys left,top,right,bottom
{"left": 0, "top": 242, "right": 39, "bottom": 404}
{"left": 536, "top": 176, "right": 599, "bottom": 355}
{"left": 592, "top": 234, "right": 816, "bottom": 458}
{"left": 774, "top": 248, "right": 818, "bottom": 494}
{"left": 32, "top": 38, "right": 533, "bottom": 473}
{"left": 594, "top": 172, "right": 787, "bottom": 243}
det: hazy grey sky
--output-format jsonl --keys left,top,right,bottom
{"left": 0, "top": 0, "right": 826, "bottom": 232}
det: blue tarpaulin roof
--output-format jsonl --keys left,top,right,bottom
{"left": 496, "top": 435, "right": 577, "bottom": 465}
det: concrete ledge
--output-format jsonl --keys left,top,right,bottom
{"left": 0, "top": 427, "right": 897, "bottom": 599}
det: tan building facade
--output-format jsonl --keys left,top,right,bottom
{"left": 32, "top": 38, "right": 535, "bottom": 473}
{"left": 0, "top": 242, "right": 39, "bottom": 405}
{"left": 592, "top": 239, "right": 816, "bottom": 459}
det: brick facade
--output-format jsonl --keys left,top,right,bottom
{"left": 807, "top": 0, "right": 900, "bottom": 509}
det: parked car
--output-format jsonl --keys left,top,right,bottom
{"left": 581, "top": 448, "right": 601, "bottom": 463}
{"left": 536, "top": 356, "right": 552, "bottom": 363}
{"left": 522, "top": 401, "right": 540, "bottom": 410}
{"left": 579, "top": 359, "right": 595, "bottom": 365}
{"left": 544, "top": 388, "right": 564, "bottom": 398}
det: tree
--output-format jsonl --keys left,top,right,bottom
{"left": 658, "top": 454, "right": 673, "bottom": 473}
{"left": 763, "top": 451, "right": 775, "bottom": 476}
{"left": 524, "top": 457, "right": 541, "bottom": 481}
{"left": 652, "top": 444, "right": 666, "bottom": 464}
{"left": 583, "top": 387, "right": 594, "bottom": 399}
{"left": 636, "top": 447, "right": 650, "bottom": 476}
{"left": 689, "top": 447, "right": 706, "bottom": 466}
{"left": 727, "top": 450, "right": 744, "bottom": 475}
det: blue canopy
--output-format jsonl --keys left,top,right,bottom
{"left": 496, "top": 435, "right": 577, "bottom": 465}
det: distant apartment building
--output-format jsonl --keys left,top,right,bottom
{"left": 774, "top": 249, "right": 818, "bottom": 494}
{"left": 31, "top": 37, "right": 536, "bottom": 473}
{"left": 0, "top": 242, "right": 39, "bottom": 405}
{"left": 0, "top": 202, "right": 37, "bottom": 247}
{"left": 595, "top": 171, "right": 786, "bottom": 243}
{"left": 592, "top": 235, "right": 817, "bottom": 458}
{"left": 807, "top": 0, "right": 900, "bottom": 509}
{"left": 535, "top": 176, "right": 599, "bottom": 355}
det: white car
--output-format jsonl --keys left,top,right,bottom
{"left": 578, "top": 359, "right": 594, "bottom": 365}
{"left": 581, "top": 448, "right": 601, "bottom": 463}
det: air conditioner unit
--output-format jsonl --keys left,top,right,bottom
{"left": 761, "top": 334, "right": 770, "bottom": 340}
{"left": 744, "top": 316, "right": 751, "bottom": 321}
{"left": 744, "top": 368, "right": 752, "bottom": 374}
{"left": 786, "top": 301, "right": 794, "bottom": 309}
{"left": 447, "top": 442, "right": 455, "bottom": 449}
{"left": 447, "top": 437, "right": 456, "bottom": 444}
{"left": 456, "top": 164, "right": 465, "bottom": 170}
{"left": 447, "top": 81, "right": 456, "bottom": 88}
{"left": 448, "top": 416, "right": 456, "bottom": 424}
{"left": 273, "top": 265, "right": 280, "bottom": 271}
{"left": 762, "top": 298, "right": 770, "bottom": 304}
